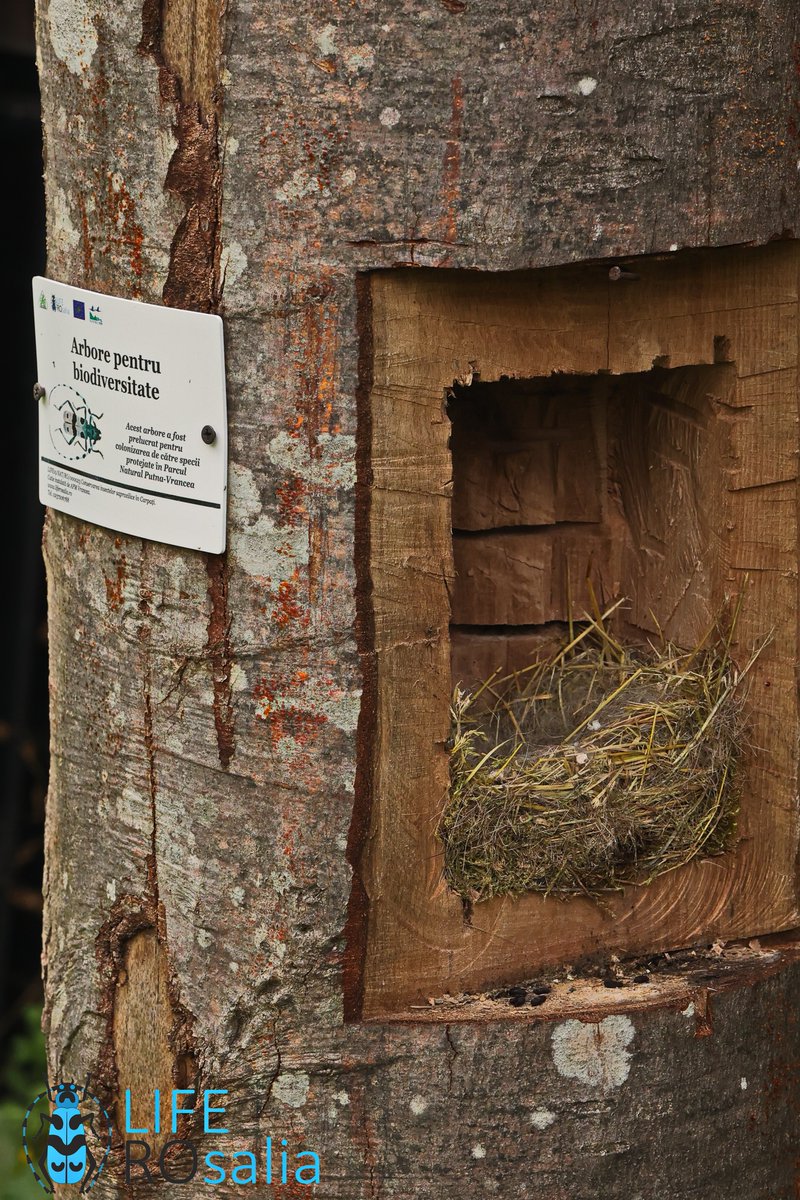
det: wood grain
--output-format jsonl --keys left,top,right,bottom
{"left": 162, "top": 0, "right": 224, "bottom": 115}
{"left": 451, "top": 526, "right": 620, "bottom": 626}
{"left": 450, "top": 380, "right": 604, "bottom": 530}
{"left": 359, "top": 242, "right": 800, "bottom": 1016}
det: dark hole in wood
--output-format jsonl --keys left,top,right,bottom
{"left": 447, "top": 364, "right": 735, "bottom": 692}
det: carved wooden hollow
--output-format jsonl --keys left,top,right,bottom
{"left": 351, "top": 243, "right": 800, "bottom": 1019}
{"left": 448, "top": 364, "right": 732, "bottom": 684}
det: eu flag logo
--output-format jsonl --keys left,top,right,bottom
{"left": 73, "top": 299, "right": 86, "bottom": 320}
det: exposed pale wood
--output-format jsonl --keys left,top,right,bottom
{"left": 449, "top": 364, "right": 733, "bottom": 635}
{"left": 360, "top": 243, "right": 800, "bottom": 1017}
{"left": 162, "top": 0, "right": 224, "bottom": 115}
{"left": 377, "top": 934, "right": 800, "bottom": 1026}
{"left": 112, "top": 931, "right": 175, "bottom": 1156}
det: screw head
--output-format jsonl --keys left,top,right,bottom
{"left": 33, "top": 382, "right": 46, "bottom": 402}
{"left": 201, "top": 425, "right": 217, "bottom": 445}
{"left": 608, "top": 264, "right": 639, "bottom": 282}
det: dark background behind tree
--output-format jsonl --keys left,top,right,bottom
{"left": 0, "top": 0, "right": 47, "bottom": 1063}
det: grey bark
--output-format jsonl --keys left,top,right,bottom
{"left": 37, "top": 0, "right": 800, "bottom": 1196}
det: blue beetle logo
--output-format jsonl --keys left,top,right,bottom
{"left": 22, "top": 1077, "right": 112, "bottom": 1194}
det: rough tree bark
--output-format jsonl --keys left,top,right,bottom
{"left": 37, "top": 0, "right": 800, "bottom": 1197}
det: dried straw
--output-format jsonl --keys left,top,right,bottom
{"left": 441, "top": 601, "right": 758, "bottom": 900}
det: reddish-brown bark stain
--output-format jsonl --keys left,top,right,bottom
{"left": 693, "top": 988, "right": 714, "bottom": 1038}
{"left": 254, "top": 671, "right": 327, "bottom": 752}
{"left": 142, "top": 665, "right": 161, "bottom": 911}
{"left": 441, "top": 76, "right": 464, "bottom": 246}
{"left": 271, "top": 573, "right": 310, "bottom": 631}
{"left": 91, "top": 167, "right": 146, "bottom": 295}
{"left": 275, "top": 475, "right": 308, "bottom": 527}
{"left": 206, "top": 555, "right": 236, "bottom": 770}
{"left": 104, "top": 558, "right": 126, "bottom": 612}
{"left": 77, "top": 192, "right": 94, "bottom": 285}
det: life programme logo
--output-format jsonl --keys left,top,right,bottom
{"left": 22, "top": 1085, "right": 322, "bottom": 1189}
{"left": 22, "top": 1077, "right": 112, "bottom": 1194}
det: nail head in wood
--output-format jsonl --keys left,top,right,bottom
{"left": 608, "top": 265, "right": 640, "bottom": 281}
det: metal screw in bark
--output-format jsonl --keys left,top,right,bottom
{"left": 33, "top": 382, "right": 46, "bottom": 402}
{"left": 201, "top": 425, "right": 217, "bottom": 445}
{"left": 608, "top": 265, "right": 640, "bottom": 281}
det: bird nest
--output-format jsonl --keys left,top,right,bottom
{"left": 441, "top": 606, "right": 756, "bottom": 900}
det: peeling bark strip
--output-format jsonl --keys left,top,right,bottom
{"left": 163, "top": 108, "right": 223, "bottom": 312}
{"left": 139, "top": 0, "right": 225, "bottom": 312}
{"left": 206, "top": 555, "right": 235, "bottom": 768}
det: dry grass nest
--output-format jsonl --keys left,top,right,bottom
{"left": 441, "top": 603, "right": 760, "bottom": 900}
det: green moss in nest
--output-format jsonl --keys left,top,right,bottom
{"left": 441, "top": 605, "right": 758, "bottom": 900}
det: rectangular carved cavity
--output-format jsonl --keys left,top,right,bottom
{"left": 352, "top": 246, "right": 800, "bottom": 1018}
{"left": 449, "top": 364, "right": 731, "bottom": 691}
{"left": 449, "top": 377, "right": 604, "bottom": 531}
{"left": 444, "top": 365, "right": 742, "bottom": 902}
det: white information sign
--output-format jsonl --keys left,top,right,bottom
{"left": 32, "top": 277, "right": 227, "bottom": 553}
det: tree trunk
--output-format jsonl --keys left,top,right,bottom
{"left": 37, "top": 0, "right": 800, "bottom": 1196}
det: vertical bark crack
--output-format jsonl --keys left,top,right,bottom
{"left": 140, "top": 0, "right": 234, "bottom": 769}
{"left": 444, "top": 1025, "right": 459, "bottom": 1093}
{"left": 142, "top": 672, "right": 160, "bottom": 909}
{"left": 206, "top": 555, "right": 235, "bottom": 769}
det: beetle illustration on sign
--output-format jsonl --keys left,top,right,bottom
{"left": 48, "top": 384, "right": 103, "bottom": 462}
{"left": 22, "top": 1077, "right": 112, "bottom": 1194}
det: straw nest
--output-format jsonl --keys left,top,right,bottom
{"left": 441, "top": 605, "right": 755, "bottom": 900}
